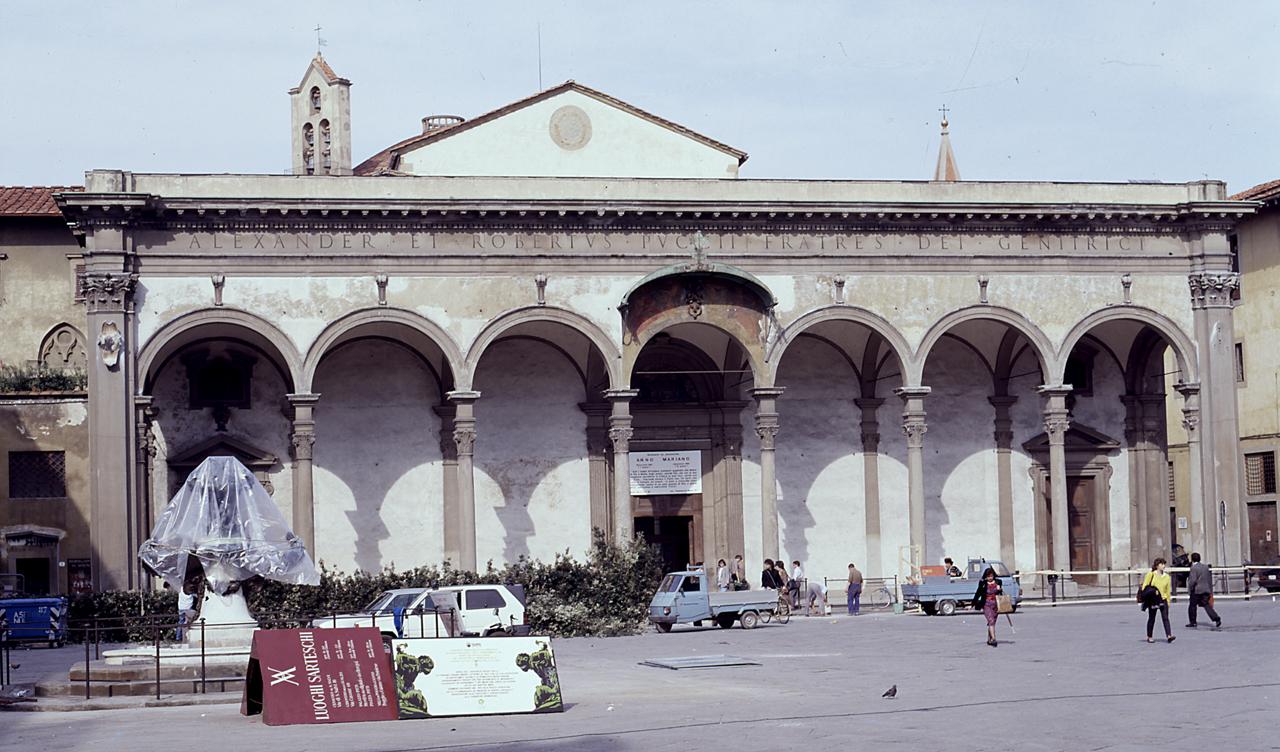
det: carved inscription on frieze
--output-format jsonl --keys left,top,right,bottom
{"left": 147, "top": 231, "right": 1167, "bottom": 256}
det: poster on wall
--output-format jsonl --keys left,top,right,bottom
{"left": 241, "top": 627, "right": 399, "bottom": 726}
{"left": 392, "top": 636, "right": 564, "bottom": 718}
{"left": 67, "top": 559, "right": 92, "bottom": 594}
{"left": 629, "top": 451, "right": 703, "bottom": 495}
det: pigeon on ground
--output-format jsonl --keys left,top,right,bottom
{"left": 882, "top": 685, "right": 897, "bottom": 698}
{"left": 8, "top": 663, "right": 18, "bottom": 670}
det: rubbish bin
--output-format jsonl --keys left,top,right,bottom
{"left": 0, "top": 597, "right": 68, "bottom": 647}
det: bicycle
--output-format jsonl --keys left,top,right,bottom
{"left": 758, "top": 593, "right": 791, "bottom": 624}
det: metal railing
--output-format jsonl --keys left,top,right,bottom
{"left": 1015, "top": 565, "right": 1274, "bottom": 605}
{"left": 66, "top": 605, "right": 462, "bottom": 701}
{"left": 822, "top": 576, "right": 899, "bottom": 611}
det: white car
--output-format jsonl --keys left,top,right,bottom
{"left": 312, "top": 584, "right": 528, "bottom": 640}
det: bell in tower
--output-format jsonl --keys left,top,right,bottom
{"left": 289, "top": 54, "right": 352, "bottom": 176}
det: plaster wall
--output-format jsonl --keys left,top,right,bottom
{"left": 397, "top": 89, "right": 740, "bottom": 179}
{"left": 312, "top": 340, "right": 443, "bottom": 571}
{"left": 1066, "top": 346, "right": 1133, "bottom": 568}
{"left": 472, "top": 339, "right": 592, "bottom": 565}
{"left": 0, "top": 221, "right": 83, "bottom": 367}
{"left": 149, "top": 358, "right": 294, "bottom": 526}
{"left": 775, "top": 337, "right": 865, "bottom": 584}
{"left": 738, "top": 402, "right": 763, "bottom": 582}
{"left": 1233, "top": 212, "right": 1280, "bottom": 440}
{"left": 0, "top": 398, "right": 91, "bottom": 573}
{"left": 874, "top": 386, "right": 911, "bottom": 581}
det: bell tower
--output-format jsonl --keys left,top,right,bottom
{"left": 289, "top": 54, "right": 352, "bottom": 175}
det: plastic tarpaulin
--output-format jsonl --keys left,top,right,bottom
{"left": 139, "top": 456, "right": 320, "bottom": 594}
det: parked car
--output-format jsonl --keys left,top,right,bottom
{"left": 901, "top": 558, "right": 1022, "bottom": 616}
{"left": 311, "top": 584, "right": 528, "bottom": 641}
{"left": 648, "top": 570, "right": 785, "bottom": 631}
{"left": 1248, "top": 558, "right": 1280, "bottom": 593}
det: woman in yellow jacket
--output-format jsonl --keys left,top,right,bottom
{"left": 1140, "top": 557, "right": 1175, "bottom": 643}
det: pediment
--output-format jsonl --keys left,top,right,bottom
{"left": 167, "top": 435, "right": 278, "bottom": 470}
{"left": 356, "top": 81, "right": 746, "bottom": 179}
{"left": 1021, "top": 422, "right": 1121, "bottom": 454}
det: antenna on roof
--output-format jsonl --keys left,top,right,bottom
{"left": 537, "top": 23, "right": 543, "bottom": 89}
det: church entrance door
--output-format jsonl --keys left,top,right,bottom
{"left": 635, "top": 513, "right": 694, "bottom": 574}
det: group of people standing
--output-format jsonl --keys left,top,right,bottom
{"left": 714, "top": 555, "right": 749, "bottom": 592}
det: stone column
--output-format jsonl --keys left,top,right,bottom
{"left": 854, "top": 397, "right": 883, "bottom": 577}
{"left": 581, "top": 402, "right": 613, "bottom": 538}
{"left": 1189, "top": 271, "right": 1244, "bottom": 563}
{"left": 1175, "top": 383, "right": 1206, "bottom": 558}
{"left": 82, "top": 270, "right": 138, "bottom": 591}
{"left": 447, "top": 390, "right": 480, "bottom": 571}
{"left": 989, "top": 395, "right": 1019, "bottom": 567}
{"left": 605, "top": 389, "right": 639, "bottom": 542}
{"left": 1121, "top": 394, "right": 1147, "bottom": 566}
{"left": 895, "top": 387, "right": 930, "bottom": 562}
{"left": 433, "top": 404, "right": 459, "bottom": 564}
{"left": 1040, "top": 386, "right": 1072, "bottom": 571}
{"left": 287, "top": 393, "right": 320, "bottom": 555}
{"left": 133, "top": 395, "right": 157, "bottom": 586}
{"left": 751, "top": 387, "right": 785, "bottom": 562}
{"left": 1139, "top": 394, "right": 1169, "bottom": 561}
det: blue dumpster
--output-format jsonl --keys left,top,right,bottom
{"left": 0, "top": 597, "right": 68, "bottom": 647}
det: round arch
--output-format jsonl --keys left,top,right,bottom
{"left": 619, "top": 262, "right": 777, "bottom": 311}
{"left": 630, "top": 321, "right": 768, "bottom": 388}
{"left": 768, "top": 306, "right": 913, "bottom": 383}
{"left": 302, "top": 307, "right": 463, "bottom": 394}
{"left": 912, "top": 305, "right": 1056, "bottom": 387}
{"left": 464, "top": 306, "right": 623, "bottom": 392}
{"left": 1056, "top": 305, "right": 1198, "bottom": 385}
{"left": 137, "top": 308, "right": 303, "bottom": 393}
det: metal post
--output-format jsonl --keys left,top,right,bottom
{"left": 94, "top": 618, "right": 101, "bottom": 660}
{"left": 154, "top": 622, "right": 161, "bottom": 700}
{"left": 200, "top": 620, "right": 207, "bottom": 694}
{"left": 85, "top": 627, "right": 91, "bottom": 699}
{"left": 1048, "top": 573, "right": 1058, "bottom": 604}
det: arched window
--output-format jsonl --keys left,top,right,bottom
{"left": 303, "top": 122, "right": 314, "bottom": 146}
{"left": 38, "top": 324, "right": 87, "bottom": 370}
{"left": 320, "top": 119, "right": 331, "bottom": 173}
{"left": 310, "top": 86, "right": 321, "bottom": 113}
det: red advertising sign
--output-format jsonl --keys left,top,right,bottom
{"left": 241, "top": 627, "right": 398, "bottom": 726}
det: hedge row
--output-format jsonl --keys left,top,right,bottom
{"left": 70, "top": 531, "right": 665, "bottom": 641}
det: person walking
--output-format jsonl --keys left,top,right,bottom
{"left": 1185, "top": 552, "right": 1222, "bottom": 629}
{"left": 971, "top": 566, "right": 1003, "bottom": 647}
{"left": 847, "top": 563, "right": 864, "bottom": 615}
{"left": 789, "top": 560, "right": 805, "bottom": 608}
{"left": 761, "top": 559, "right": 782, "bottom": 590}
{"left": 1140, "top": 557, "right": 1175, "bottom": 644}
{"left": 715, "top": 559, "right": 731, "bottom": 592}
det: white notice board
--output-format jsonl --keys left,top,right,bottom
{"left": 629, "top": 451, "right": 703, "bottom": 495}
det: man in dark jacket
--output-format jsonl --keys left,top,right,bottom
{"left": 761, "top": 559, "right": 782, "bottom": 590}
{"left": 1186, "top": 552, "right": 1222, "bottom": 629}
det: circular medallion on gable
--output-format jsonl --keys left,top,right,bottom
{"left": 549, "top": 105, "right": 592, "bottom": 151}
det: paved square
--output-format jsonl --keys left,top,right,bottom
{"left": 6, "top": 599, "right": 1279, "bottom": 751}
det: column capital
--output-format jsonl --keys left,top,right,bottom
{"left": 79, "top": 271, "right": 138, "bottom": 313}
{"left": 853, "top": 397, "right": 884, "bottom": 411}
{"left": 1037, "top": 384, "right": 1073, "bottom": 400}
{"left": 755, "top": 423, "right": 780, "bottom": 450}
{"left": 453, "top": 424, "right": 477, "bottom": 456}
{"left": 290, "top": 432, "right": 316, "bottom": 460}
{"left": 608, "top": 425, "right": 634, "bottom": 453}
{"left": 750, "top": 387, "right": 786, "bottom": 401}
{"left": 894, "top": 386, "right": 931, "bottom": 401}
{"left": 988, "top": 395, "right": 1019, "bottom": 410}
{"left": 445, "top": 390, "right": 482, "bottom": 404}
{"left": 604, "top": 388, "right": 640, "bottom": 402}
{"left": 286, "top": 392, "right": 321, "bottom": 407}
{"left": 1188, "top": 271, "right": 1239, "bottom": 309}
{"left": 1173, "top": 381, "right": 1201, "bottom": 399}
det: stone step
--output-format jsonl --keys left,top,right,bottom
{"left": 67, "top": 659, "right": 247, "bottom": 682}
{"left": 36, "top": 677, "right": 246, "bottom": 698}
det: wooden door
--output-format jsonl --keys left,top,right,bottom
{"left": 1248, "top": 502, "right": 1279, "bottom": 563}
{"left": 1067, "top": 477, "right": 1097, "bottom": 571}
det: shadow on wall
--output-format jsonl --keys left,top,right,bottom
{"left": 313, "top": 340, "right": 443, "bottom": 572}
{"left": 473, "top": 338, "right": 591, "bottom": 564}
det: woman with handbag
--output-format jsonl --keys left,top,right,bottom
{"left": 971, "top": 567, "right": 1003, "bottom": 647}
{"left": 1140, "top": 558, "right": 1175, "bottom": 643}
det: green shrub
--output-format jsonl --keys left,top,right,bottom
{"left": 71, "top": 532, "right": 665, "bottom": 640}
{"left": 0, "top": 364, "right": 88, "bottom": 393}
{"left": 67, "top": 589, "right": 177, "bottom": 642}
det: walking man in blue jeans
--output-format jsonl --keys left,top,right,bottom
{"left": 847, "top": 563, "right": 864, "bottom": 615}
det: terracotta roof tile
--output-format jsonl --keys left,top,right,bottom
{"left": 0, "top": 186, "right": 81, "bottom": 216}
{"left": 354, "top": 80, "right": 747, "bottom": 176}
{"left": 1231, "top": 179, "right": 1280, "bottom": 203}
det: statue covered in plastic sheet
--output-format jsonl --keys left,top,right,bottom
{"left": 140, "top": 456, "right": 320, "bottom": 595}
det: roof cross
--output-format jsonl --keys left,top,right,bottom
{"left": 938, "top": 104, "right": 950, "bottom": 122}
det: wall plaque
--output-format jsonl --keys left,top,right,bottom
{"left": 629, "top": 450, "right": 703, "bottom": 495}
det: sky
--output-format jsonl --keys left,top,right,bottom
{"left": 1, "top": 1, "right": 1277, "bottom": 193}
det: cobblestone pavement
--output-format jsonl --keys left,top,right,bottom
{"left": 5, "top": 598, "right": 1279, "bottom": 751}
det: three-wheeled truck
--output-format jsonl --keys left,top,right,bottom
{"left": 648, "top": 570, "right": 786, "bottom": 631}
{"left": 901, "top": 558, "right": 1022, "bottom": 616}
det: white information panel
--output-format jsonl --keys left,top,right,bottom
{"left": 392, "top": 636, "right": 563, "bottom": 718}
{"left": 629, "top": 451, "right": 703, "bottom": 495}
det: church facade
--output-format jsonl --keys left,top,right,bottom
{"left": 8, "top": 56, "right": 1263, "bottom": 591}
